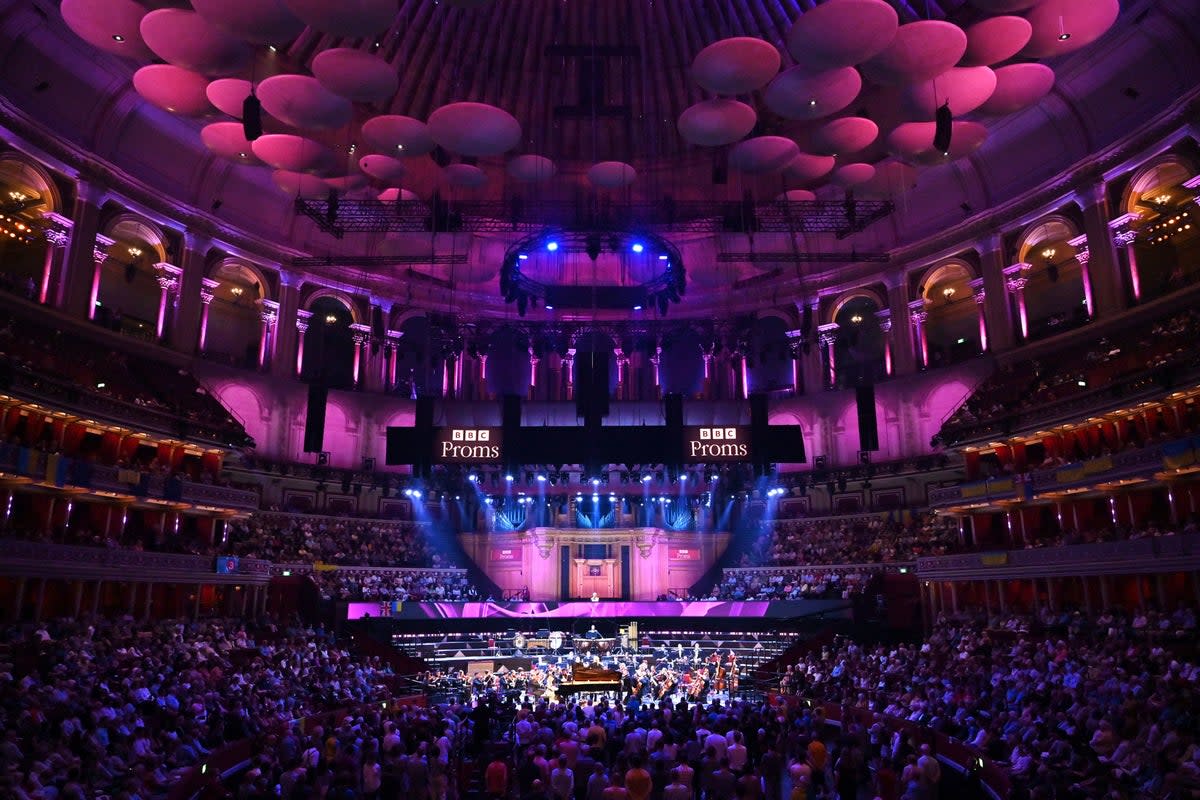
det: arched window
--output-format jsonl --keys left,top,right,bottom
{"left": 301, "top": 297, "right": 355, "bottom": 387}
{"left": 1124, "top": 159, "right": 1199, "bottom": 301}
{"left": 0, "top": 156, "right": 59, "bottom": 301}
{"left": 832, "top": 296, "right": 885, "bottom": 388}
{"left": 1015, "top": 216, "right": 1087, "bottom": 340}
{"left": 919, "top": 262, "right": 979, "bottom": 365}
{"left": 96, "top": 216, "right": 169, "bottom": 336}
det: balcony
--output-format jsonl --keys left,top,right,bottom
{"left": 0, "top": 539, "right": 271, "bottom": 583}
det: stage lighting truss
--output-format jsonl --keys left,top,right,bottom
{"left": 499, "top": 230, "right": 686, "bottom": 316}
{"left": 294, "top": 196, "right": 893, "bottom": 240}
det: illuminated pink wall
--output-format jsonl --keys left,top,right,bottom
{"left": 459, "top": 530, "right": 730, "bottom": 601}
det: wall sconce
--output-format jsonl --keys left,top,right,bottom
{"left": 942, "top": 287, "right": 956, "bottom": 299}
{"left": 230, "top": 286, "right": 244, "bottom": 297}
{"left": 127, "top": 246, "right": 143, "bottom": 258}
{"left": 849, "top": 314, "right": 863, "bottom": 323}
{"left": 1041, "top": 247, "right": 1056, "bottom": 260}
{"left": 325, "top": 314, "right": 338, "bottom": 324}
{"left": 7, "top": 190, "right": 27, "bottom": 203}
{"left": 1155, "top": 194, "right": 1171, "bottom": 205}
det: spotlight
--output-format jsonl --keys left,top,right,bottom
{"left": 631, "top": 242, "right": 644, "bottom": 253}
{"left": 658, "top": 254, "right": 669, "bottom": 261}
{"left": 468, "top": 474, "right": 478, "bottom": 483}
{"left": 642, "top": 474, "right": 653, "bottom": 483}
{"left": 545, "top": 305, "right": 554, "bottom": 310}
{"left": 592, "top": 478, "right": 600, "bottom": 486}
{"left": 537, "top": 474, "right": 547, "bottom": 482}
{"left": 546, "top": 241, "right": 558, "bottom": 252}
{"left": 505, "top": 474, "right": 514, "bottom": 482}
{"left": 518, "top": 254, "right": 529, "bottom": 260}
{"left": 633, "top": 305, "right": 643, "bottom": 311}
{"left": 1058, "top": 32, "right": 1071, "bottom": 40}
{"left": 679, "top": 474, "right": 687, "bottom": 482}
{"left": 112, "top": 34, "right": 125, "bottom": 42}
{"left": 412, "top": 490, "right": 422, "bottom": 500}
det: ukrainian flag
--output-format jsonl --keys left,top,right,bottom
{"left": 1162, "top": 439, "right": 1196, "bottom": 469}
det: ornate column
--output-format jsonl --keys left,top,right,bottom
{"left": 87, "top": 234, "right": 115, "bottom": 321}
{"left": 907, "top": 300, "right": 929, "bottom": 368}
{"left": 152, "top": 262, "right": 182, "bottom": 340}
{"left": 294, "top": 309, "right": 312, "bottom": 376}
{"left": 479, "top": 351, "right": 492, "bottom": 400}
{"left": 817, "top": 322, "right": 838, "bottom": 388}
{"left": 967, "top": 277, "right": 988, "bottom": 352}
{"left": 256, "top": 298, "right": 280, "bottom": 370}
{"left": 271, "top": 276, "right": 301, "bottom": 377}
{"left": 197, "top": 278, "right": 218, "bottom": 352}
{"left": 650, "top": 345, "right": 662, "bottom": 398}
{"left": 349, "top": 322, "right": 371, "bottom": 387}
{"left": 701, "top": 345, "right": 716, "bottom": 399}
{"left": 613, "top": 347, "right": 627, "bottom": 400}
{"left": 384, "top": 330, "right": 403, "bottom": 391}
{"left": 979, "top": 237, "right": 1015, "bottom": 352}
{"left": 1003, "top": 263, "right": 1032, "bottom": 341}
{"left": 528, "top": 347, "right": 540, "bottom": 400}
{"left": 885, "top": 279, "right": 916, "bottom": 374}
{"left": 561, "top": 348, "right": 575, "bottom": 400}
{"left": 1066, "top": 232, "right": 1096, "bottom": 317}
{"left": 1107, "top": 213, "right": 1142, "bottom": 303}
{"left": 1077, "top": 179, "right": 1124, "bottom": 317}
{"left": 172, "top": 232, "right": 209, "bottom": 353}
{"left": 61, "top": 180, "right": 106, "bottom": 317}
{"left": 39, "top": 212, "right": 72, "bottom": 305}
{"left": 875, "top": 309, "right": 893, "bottom": 375}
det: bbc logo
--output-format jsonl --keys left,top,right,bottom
{"left": 698, "top": 427, "right": 738, "bottom": 441}
{"left": 451, "top": 429, "right": 490, "bottom": 442}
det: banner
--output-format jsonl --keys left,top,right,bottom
{"left": 668, "top": 546, "right": 701, "bottom": 561}
{"left": 681, "top": 426, "right": 751, "bottom": 463}
{"left": 346, "top": 599, "right": 854, "bottom": 620}
{"left": 433, "top": 427, "right": 503, "bottom": 463}
{"left": 490, "top": 547, "right": 522, "bottom": 562}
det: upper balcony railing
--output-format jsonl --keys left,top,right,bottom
{"left": 917, "top": 533, "right": 1200, "bottom": 580}
{"left": 0, "top": 444, "right": 260, "bottom": 510}
{"left": 0, "top": 538, "right": 271, "bottom": 583}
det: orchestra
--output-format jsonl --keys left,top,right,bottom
{"left": 418, "top": 634, "right": 745, "bottom": 706}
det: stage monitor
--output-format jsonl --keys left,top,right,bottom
{"left": 433, "top": 426, "right": 504, "bottom": 463}
{"left": 682, "top": 425, "right": 751, "bottom": 462}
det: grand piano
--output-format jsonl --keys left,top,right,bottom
{"left": 557, "top": 664, "right": 622, "bottom": 698}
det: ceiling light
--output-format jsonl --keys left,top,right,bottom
{"left": 112, "top": 34, "right": 125, "bottom": 42}
{"left": 1058, "top": 32, "right": 1071, "bottom": 41}
{"left": 808, "top": 99, "right": 817, "bottom": 107}
{"left": 396, "top": 144, "right": 404, "bottom": 151}
{"left": 268, "top": 45, "right": 278, "bottom": 52}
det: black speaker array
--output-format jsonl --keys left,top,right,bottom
{"left": 749, "top": 393, "right": 770, "bottom": 477}
{"left": 856, "top": 384, "right": 879, "bottom": 452}
{"left": 663, "top": 393, "right": 684, "bottom": 474}
{"left": 574, "top": 351, "right": 610, "bottom": 423}
{"left": 303, "top": 385, "right": 327, "bottom": 453}
{"left": 501, "top": 394, "right": 522, "bottom": 475}
{"left": 412, "top": 396, "right": 435, "bottom": 478}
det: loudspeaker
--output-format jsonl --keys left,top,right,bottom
{"left": 303, "top": 385, "right": 328, "bottom": 453}
{"left": 856, "top": 384, "right": 879, "bottom": 452}
{"left": 749, "top": 393, "right": 770, "bottom": 477}
{"left": 933, "top": 102, "right": 952, "bottom": 154}
{"left": 664, "top": 393, "right": 684, "bottom": 471}
{"left": 575, "top": 351, "right": 610, "bottom": 421}
{"left": 242, "top": 93, "right": 263, "bottom": 141}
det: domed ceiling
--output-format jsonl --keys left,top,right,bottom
{"left": 24, "top": 0, "right": 1188, "bottom": 316}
